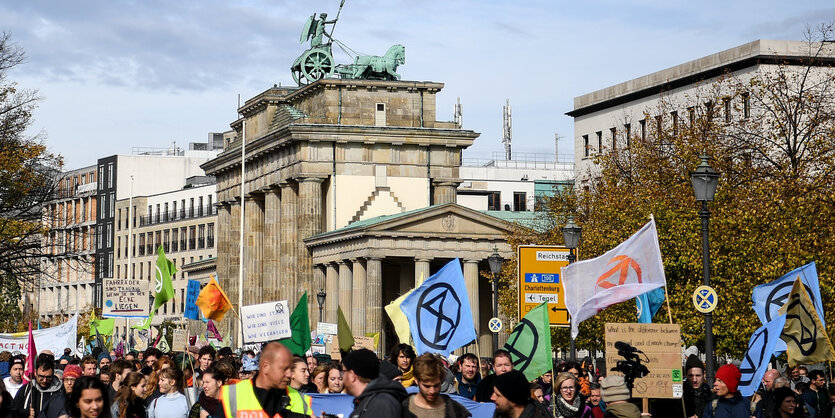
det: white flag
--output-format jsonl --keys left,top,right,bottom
{"left": 562, "top": 218, "right": 667, "bottom": 338}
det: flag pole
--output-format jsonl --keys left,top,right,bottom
{"left": 237, "top": 117, "right": 246, "bottom": 350}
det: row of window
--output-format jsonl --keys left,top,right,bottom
{"left": 115, "top": 195, "right": 215, "bottom": 230}
{"left": 485, "top": 191, "right": 528, "bottom": 212}
{"left": 115, "top": 223, "right": 216, "bottom": 259}
{"left": 116, "top": 254, "right": 209, "bottom": 283}
{"left": 582, "top": 94, "right": 751, "bottom": 157}
{"left": 97, "top": 162, "right": 115, "bottom": 191}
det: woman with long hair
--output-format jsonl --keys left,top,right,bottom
{"left": 110, "top": 372, "right": 147, "bottom": 418}
{"left": 324, "top": 363, "right": 344, "bottom": 394}
{"left": 147, "top": 367, "right": 189, "bottom": 418}
{"left": 188, "top": 363, "right": 231, "bottom": 418}
{"left": 67, "top": 376, "right": 112, "bottom": 418}
{"left": 310, "top": 364, "right": 328, "bottom": 394}
{"left": 553, "top": 372, "right": 592, "bottom": 418}
{"left": 144, "top": 356, "right": 174, "bottom": 407}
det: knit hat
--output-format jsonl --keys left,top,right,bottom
{"left": 343, "top": 349, "right": 380, "bottom": 380}
{"left": 715, "top": 364, "right": 741, "bottom": 393}
{"left": 684, "top": 354, "right": 704, "bottom": 372}
{"left": 97, "top": 352, "right": 111, "bottom": 363}
{"left": 494, "top": 370, "right": 530, "bottom": 406}
{"left": 773, "top": 387, "right": 798, "bottom": 406}
{"left": 9, "top": 355, "right": 24, "bottom": 368}
{"left": 63, "top": 364, "right": 82, "bottom": 379}
{"left": 601, "top": 375, "right": 630, "bottom": 403}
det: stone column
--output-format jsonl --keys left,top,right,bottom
{"left": 415, "top": 258, "right": 431, "bottom": 286}
{"left": 432, "top": 181, "right": 460, "bottom": 205}
{"left": 225, "top": 200, "right": 242, "bottom": 340}
{"left": 244, "top": 195, "right": 264, "bottom": 305}
{"left": 338, "top": 261, "right": 353, "bottom": 327}
{"left": 263, "top": 188, "right": 281, "bottom": 301}
{"left": 216, "top": 203, "right": 231, "bottom": 295}
{"left": 326, "top": 263, "right": 339, "bottom": 323}
{"left": 351, "top": 259, "right": 366, "bottom": 335}
{"left": 279, "top": 182, "right": 298, "bottom": 304}
{"left": 366, "top": 257, "right": 382, "bottom": 353}
{"left": 463, "top": 259, "right": 481, "bottom": 352}
{"left": 297, "top": 176, "right": 325, "bottom": 322}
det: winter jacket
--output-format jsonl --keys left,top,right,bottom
{"left": 350, "top": 376, "right": 408, "bottom": 418}
{"left": 12, "top": 376, "right": 63, "bottom": 418}
{"left": 702, "top": 393, "right": 754, "bottom": 418}
{"left": 454, "top": 373, "right": 481, "bottom": 400}
{"left": 401, "top": 393, "right": 471, "bottom": 418}
{"left": 493, "top": 400, "right": 552, "bottom": 418}
{"left": 685, "top": 382, "right": 714, "bottom": 418}
{"left": 36, "top": 389, "right": 68, "bottom": 418}
{"left": 603, "top": 402, "right": 641, "bottom": 418}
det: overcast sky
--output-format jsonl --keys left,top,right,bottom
{"left": 2, "top": 1, "right": 833, "bottom": 169}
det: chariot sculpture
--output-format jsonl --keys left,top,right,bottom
{"left": 291, "top": 1, "right": 406, "bottom": 86}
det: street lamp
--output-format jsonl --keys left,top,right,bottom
{"left": 488, "top": 246, "right": 504, "bottom": 354}
{"left": 562, "top": 216, "right": 582, "bottom": 361}
{"left": 316, "top": 289, "right": 326, "bottom": 323}
{"left": 690, "top": 154, "right": 719, "bottom": 384}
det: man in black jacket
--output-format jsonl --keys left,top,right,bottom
{"left": 343, "top": 349, "right": 408, "bottom": 418}
{"left": 491, "top": 370, "right": 549, "bottom": 418}
{"left": 13, "top": 353, "right": 63, "bottom": 418}
{"left": 683, "top": 354, "right": 712, "bottom": 418}
{"left": 402, "top": 353, "right": 470, "bottom": 418}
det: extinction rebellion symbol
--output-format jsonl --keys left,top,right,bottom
{"left": 504, "top": 318, "right": 538, "bottom": 372}
{"left": 416, "top": 283, "right": 463, "bottom": 350}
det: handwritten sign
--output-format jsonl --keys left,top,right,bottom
{"left": 317, "top": 322, "right": 338, "bottom": 336}
{"left": 184, "top": 280, "right": 201, "bottom": 320}
{"left": 241, "top": 301, "right": 291, "bottom": 343}
{"left": 172, "top": 329, "right": 187, "bottom": 350}
{"left": 102, "top": 279, "right": 148, "bottom": 318}
{"left": 605, "top": 323, "right": 682, "bottom": 399}
{"left": 353, "top": 336, "right": 375, "bottom": 350}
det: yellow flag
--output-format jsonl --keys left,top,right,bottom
{"left": 778, "top": 278, "right": 835, "bottom": 366}
{"left": 385, "top": 288, "right": 415, "bottom": 345}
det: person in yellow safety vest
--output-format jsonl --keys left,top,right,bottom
{"left": 220, "top": 342, "right": 312, "bottom": 418}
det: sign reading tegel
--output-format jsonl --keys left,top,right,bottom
{"left": 241, "top": 301, "right": 291, "bottom": 343}
{"left": 317, "top": 322, "right": 338, "bottom": 336}
{"left": 184, "top": 280, "right": 201, "bottom": 320}
{"left": 102, "top": 278, "right": 149, "bottom": 318}
{"left": 518, "top": 245, "right": 571, "bottom": 327}
{"left": 604, "top": 323, "right": 683, "bottom": 399}
{"left": 171, "top": 328, "right": 187, "bottom": 350}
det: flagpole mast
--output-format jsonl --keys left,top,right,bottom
{"left": 237, "top": 118, "right": 246, "bottom": 350}
{"left": 127, "top": 175, "right": 134, "bottom": 335}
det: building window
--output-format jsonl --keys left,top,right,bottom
{"left": 207, "top": 223, "right": 215, "bottom": 248}
{"left": 98, "top": 166, "right": 104, "bottom": 190}
{"left": 705, "top": 101, "right": 714, "bottom": 120}
{"left": 724, "top": 98, "right": 731, "bottom": 123}
{"left": 117, "top": 237, "right": 121, "bottom": 258}
{"left": 610, "top": 127, "right": 617, "bottom": 151}
{"left": 596, "top": 131, "right": 602, "bottom": 154}
{"left": 742, "top": 93, "right": 750, "bottom": 118}
{"left": 117, "top": 209, "right": 121, "bottom": 230}
{"left": 198, "top": 197, "right": 204, "bottom": 216}
{"left": 163, "top": 229, "right": 170, "bottom": 253}
{"left": 655, "top": 115, "right": 662, "bottom": 134}
{"left": 688, "top": 107, "right": 696, "bottom": 127}
{"left": 639, "top": 119, "right": 646, "bottom": 141}
{"left": 671, "top": 111, "right": 678, "bottom": 136}
{"left": 138, "top": 234, "right": 145, "bottom": 256}
{"left": 180, "top": 227, "right": 187, "bottom": 250}
{"left": 163, "top": 203, "right": 169, "bottom": 222}
{"left": 172, "top": 229, "right": 178, "bottom": 252}
{"left": 582, "top": 135, "right": 589, "bottom": 157}
{"left": 513, "top": 192, "right": 526, "bottom": 212}
{"left": 107, "top": 163, "right": 114, "bottom": 188}
{"left": 198, "top": 224, "right": 205, "bottom": 249}
{"left": 624, "top": 123, "right": 631, "bottom": 148}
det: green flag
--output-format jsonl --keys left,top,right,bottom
{"left": 89, "top": 312, "right": 115, "bottom": 336}
{"left": 278, "top": 292, "right": 312, "bottom": 356}
{"left": 152, "top": 245, "right": 176, "bottom": 313}
{"left": 132, "top": 312, "right": 153, "bottom": 330}
{"left": 503, "top": 302, "right": 553, "bottom": 381}
{"left": 337, "top": 306, "right": 355, "bottom": 351}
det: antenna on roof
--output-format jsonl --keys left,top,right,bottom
{"left": 454, "top": 97, "right": 463, "bottom": 129}
{"left": 555, "top": 132, "right": 564, "bottom": 163}
{"left": 502, "top": 99, "right": 512, "bottom": 160}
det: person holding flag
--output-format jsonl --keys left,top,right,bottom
{"left": 12, "top": 354, "right": 62, "bottom": 418}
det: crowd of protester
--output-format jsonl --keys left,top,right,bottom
{"left": 0, "top": 341, "right": 829, "bottom": 418}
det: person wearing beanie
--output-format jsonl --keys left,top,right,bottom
{"left": 342, "top": 348, "right": 407, "bottom": 418}
{"left": 703, "top": 364, "right": 749, "bottom": 418}
{"left": 492, "top": 370, "right": 551, "bottom": 418}
{"left": 683, "top": 354, "right": 713, "bottom": 418}
{"left": 598, "top": 376, "right": 639, "bottom": 418}
{"left": 4, "top": 355, "right": 25, "bottom": 398}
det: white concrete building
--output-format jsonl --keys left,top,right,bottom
{"left": 567, "top": 39, "right": 835, "bottom": 187}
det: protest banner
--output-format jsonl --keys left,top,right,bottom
{"left": 317, "top": 322, "right": 337, "bottom": 336}
{"left": 605, "top": 322, "right": 682, "bottom": 399}
{"left": 184, "top": 280, "right": 201, "bottom": 320}
{"left": 0, "top": 315, "right": 78, "bottom": 355}
{"left": 241, "top": 300, "right": 291, "bottom": 343}
{"left": 102, "top": 279, "right": 149, "bottom": 318}
{"left": 172, "top": 328, "right": 187, "bottom": 350}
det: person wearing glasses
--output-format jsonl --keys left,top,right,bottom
{"left": 552, "top": 372, "right": 592, "bottom": 418}
{"left": 13, "top": 353, "right": 63, "bottom": 418}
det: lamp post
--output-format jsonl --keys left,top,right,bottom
{"left": 562, "top": 217, "right": 582, "bottom": 362}
{"left": 317, "top": 289, "right": 326, "bottom": 323}
{"left": 690, "top": 154, "right": 719, "bottom": 384}
{"left": 488, "top": 247, "right": 504, "bottom": 354}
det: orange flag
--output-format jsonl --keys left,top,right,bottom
{"left": 195, "top": 276, "right": 233, "bottom": 321}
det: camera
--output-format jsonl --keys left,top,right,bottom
{"left": 611, "top": 341, "right": 649, "bottom": 394}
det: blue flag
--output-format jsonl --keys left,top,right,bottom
{"left": 752, "top": 262, "right": 824, "bottom": 353}
{"left": 738, "top": 314, "right": 786, "bottom": 397}
{"left": 400, "top": 259, "right": 476, "bottom": 356}
{"left": 184, "top": 280, "right": 201, "bottom": 320}
{"left": 636, "top": 287, "right": 665, "bottom": 323}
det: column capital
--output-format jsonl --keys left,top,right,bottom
{"left": 463, "top": 259, "right": 481, "bottom": 264}
{"left": 415, "top": 257, "right": 433, "bottom": 263}
{"left": 296, "top": 175, "right": 328, "bottom": 184}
